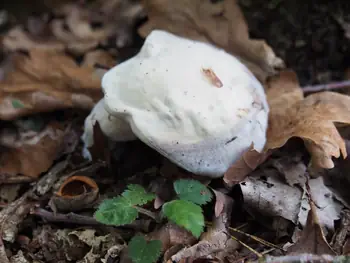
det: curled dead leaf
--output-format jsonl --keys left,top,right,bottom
{"left": 265, "top": 69, "right": 350, "bottom": 169}
{"left": 139, "top": 0, "right": 284, "bottom": 82}
{"left": 146, "top": 222, "right": 197, "bottom": 253}
{"left": 2, "top": 26, "right": 65, "bottom": 52}
{"left": 223, "top": 144, "right": 270, "bottom": 185}
{"left": 0, "top": 50, "right": 103, "bottom": 120}
{"left": 87, "top": 120, "right": 111, "bottom": 164}
{"left": 51, "top": 175, "right": 99, "bottom": 212}
{"left": 2, "top": 1, "right": 145, "bottom": 54}
{"left": 212, "top": 189, "right": 226, "bottom": 218}
{"left": 81, "top": 50, "right": 116, "bottom": 68}
{"left": 0, "top": 120, "right": 70, "bottom": 178}
{"left": 50, "top": 5, "right": 110, "bottom": 55}
{"left": 154, "top": 196, "right": 165, "bottom": 210}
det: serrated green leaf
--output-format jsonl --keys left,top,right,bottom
{"left": 174, "top": 179, "right": 213, "bottom": 205}
{"left": 11, "top": 99, "right": 25, "bottom": 109}
{"left": 122, "top": 184, "right": 155, "bottom": 206}
{"left": 128, "top": 235, "right": 162, "bottom": 263}
{"left": 94, "top": 197, "right": 138, "bottom": 226}
{"left": 162, "top": 200, "right": 204, "bottom": 238}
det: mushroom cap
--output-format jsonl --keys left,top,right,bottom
{"left": 101, "top": 30, "right": 269, "bottom": 178}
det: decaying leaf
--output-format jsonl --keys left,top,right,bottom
{"left": 224, "top": 144, "right": 270, "bottom": 185}
{"left": 330, "top": 210, "right": 350, "bottom": 254}
{"left": 270, "top": 155, "right": 307, "bottom": 187}
{"left": 335, "top": 16, "right": 350, "bottom": 40}
{"left": 139, "top": 0, "right": 284, "bottom": 82}
{"left": 87, "top": 120, "right": 111, "bottom": 164}
{"left": 212, "top": 189, "right": 226, "bottom": 218}
{"left": 30, "top": 226, "right": 123, "bottom": 262}
{"left": 51, "top": 175, "right": 99, "bottom": 212}
{"left": 2, "top": 0, "right": 145, "bottom": 54}
{"left": 81, "top": 50, "right": 116, "bottom": 68}
{"left": 287, "top": 201, "right": 336, "bottom": 255}
{"left": 241, "top": 168, "right": 302, "bottom": 225}
{"left": 2, "top": 26, "right": 65, "bottom": 53}
{"left": 265, "top": 70, "right": 350, "bottom": 169}
{"left": 147, "top": 222, "right": 197, "bottom": 253}
{"left": 240, "top": 167, "right": 343, "bottom": 231}
{"left": 50, "top": 4, "right": 113, "bottom": 55}
{"left": 119, "top": 222, "right": 196, "bottom": 263}
{"left": 0, "top": 184, "right": 21, "bottom": 203}
{"left": 0, "top": 50, "right": 103, "bottom": 120}
{"left": 0, "top": 120, "right": 70, "bottom": 178}
{"left": 9, "top": 250, "right": 29, "bottom": 263}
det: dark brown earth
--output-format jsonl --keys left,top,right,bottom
{"left": 238, "top": 0, "right": 350, "bottom": 86}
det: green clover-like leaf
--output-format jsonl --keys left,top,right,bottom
{"left": 11, "top": 99, "right": 25, "bottom": 109}
{"left": 162, "top": 200, "right": 204, "bottom": 238}
{"left": 122, "top": 184, "right": 155, "bottom": 206}
{"left": 128, "top": 235, "right": 162, "bottom": 263}
{"left": 94, "top": 197, "right": 138, "bottom": 226}
{"left": 174, "top": 179, "right": 213, "bottom": 205}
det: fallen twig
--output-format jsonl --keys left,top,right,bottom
{"left": 0, "top": 160, "right": 69, "bottom": 243}
{"left": 0, "top": 174, "right": 35, "bottom": 184}
{"left": 259, "top": 254, "right": 348, "bottom": 263}
{"left": 231, "top": 234, "right": 263, "bottom": 258}
{"left": 302, "top": 80, "right": 350, "bottom": 93}
{"left": 228, "top": 226, "right": 283, "bottom": 251}
{"left": 31, "top": 207, "right": 153, "bottom": 232}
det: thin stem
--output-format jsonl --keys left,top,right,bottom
{"left": 229, "top": 226, "right": 283, "bottom": 251}
{"left": 135, "top": 206, "right": 161, "bottom": 223}
{"left": 302, "top": 80, "right": 350, "bottom": 93}
{"left": 231, "top": 234, "right": 263, "bottom": 258}
{"left": 31, "top": 207, "right": 152, "bottom": 232}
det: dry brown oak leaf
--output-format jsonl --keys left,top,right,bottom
{"left": 287, "top": 199, "right": 335, "bottom": 255}
{"left": 0, "top": 50, "right": 104, "bottom": 121}
{"left": 0, "top": 121, "right": 68, "bottom": 178}
{"left": 265, "top": 70, "right": 350, "bottom": 169}
{"left": 139, "top": 0, "right": 284, "bottom": 82}
{"left": 223, "top": 143, "right": 270, "bottom": 185}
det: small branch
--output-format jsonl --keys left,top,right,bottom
{"left": 260, "top": 254, "right": 347, "bottom": 263}
{"left": 0, "top": 238, "right": 9, "bottom": 263}
{"left": 31, "top": 207, "right": 102, "bottom": 225}
{"left": 31, "top": 207, "right": 153, "bottom": 232}
{"left": 0, "top": 174, "right": 35, "bottom": 184}
{"left": 302, "top": 80, "right": 350, "bottom": 93}
{"left": 135, "top": 206, "right": 161, "bottom": 223}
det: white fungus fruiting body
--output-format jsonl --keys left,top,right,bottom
{"left": 81, "top": 98, "right": 136, "bottom": 159}
{"left": 87, "top": 30, "right": 269, "bottom": 178}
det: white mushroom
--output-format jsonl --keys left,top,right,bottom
{"left": 83, "top": 30, "right": 269, "bottom": 178}
{"left": 81, "top": 98, "right": 136, "bottom": 160}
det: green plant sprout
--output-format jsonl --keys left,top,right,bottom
{"left": 11, "top": 99, "right": 25, "bottom": 109}
{"left": 94, "top": 179, "right": 213, "bottom": 263}
{"left": 128, "top": 236, "right": 162, "bottom": 263}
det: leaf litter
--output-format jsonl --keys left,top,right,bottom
{"left": 0, "top": 0, "right": 350, "bottom": 263}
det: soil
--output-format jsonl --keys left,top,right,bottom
{"left": 238, "top": 0, "right": 350, "bottom": 86}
